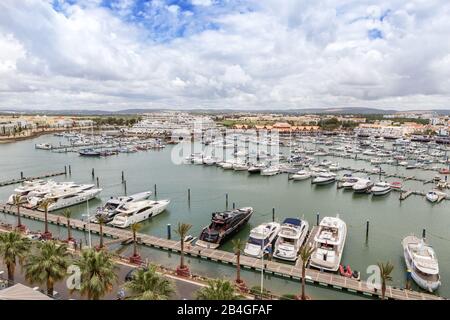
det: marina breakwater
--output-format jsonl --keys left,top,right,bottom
{"left": 0, "top": 203, "right": 443, "bottom": 301}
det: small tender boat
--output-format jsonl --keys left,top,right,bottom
{"left": 79, "top": 148, "right": 101, "bottom": 157}
{"left": 426, "top": 190, "right": 446, "bottom": 203}
{"left": 390, "top": 181, "right": 402, "bottom": 190}
{"left": 371, "top": 181, "right": 392, "bottom": 196}
{"left": 402, "top": 235, "right": 441, "bottom": 292}
{"left": 341, "top": 177, "right": 360, "bottom": 190}
{"left": 439, "top": 168, "right": 450, "bottom": 174}
{"left": 35, "top": 143, "right": 52, "bottom": 150}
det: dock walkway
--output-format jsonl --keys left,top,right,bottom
{"left": 0, "top": 170, "right": 66, "bottom": 187}
{"left": 0, "top": 204, "right": 443, "bottom": 300}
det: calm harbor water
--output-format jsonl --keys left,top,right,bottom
{"left": 1, "top": 134, "right": 449, "bottom": 299}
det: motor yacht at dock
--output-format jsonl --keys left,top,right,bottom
{"left": 244, "top": 222, "right": 281, "bottom": 258}
{"left": 371, "top": 182, "right": 392, "bottom": 196}
{"left": 33, "top": 186, "right": 102, "bottom": 211}
{"left": 352, "top": 178, "right": 374, "bottom": 193}
{"left": 196, "top": 207, "right": 254, "bottom": 249}
{"left": 312, "top": 172, "right": 336, "bottom": 185}
{"left": 402, "top": 235, "right": 441, "bottom": 292}
{"left": 310, "top": 216, "right": 347, "bottom": 272}
{"left": 291, "top": 170, "right": 311, "bottom": 181}
{"left": 110, "top": 199, "right": 170, "bottom": 228}
{"left": 273, "top": 218, "right": 309, "bottom": 261}
{"left": 91, "top": 191, "right": 152, "bottom": 223}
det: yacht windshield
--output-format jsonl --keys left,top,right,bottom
{"left": 248, "top": 237, "right": 269, "bottom": 247}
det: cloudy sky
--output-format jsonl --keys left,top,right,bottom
{"left": 1, "top": 0, "right": 450, "bottom": 111}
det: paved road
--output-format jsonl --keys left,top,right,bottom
{"left": 0, "top": 257, "right": 202, "bottom": 300}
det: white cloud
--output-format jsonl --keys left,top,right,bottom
{"left": 0, "top": 0, "right": 450, "bottom": 110}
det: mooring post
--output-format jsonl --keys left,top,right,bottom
{"left": 20, "top": 171, "right": 23, "bottom": 180}
{"left": 188, "top": 188, "right": 191, "bottom": 204}
{"left": 232, "top": 202, "right": 235, "bottom": 209}
{"left": 124, "top": 180, "right": 127, "bottom": 196}
{"left": 225, "top": 193, "right": 229, "bottom": 210}
{"left": 167, "top": 224, "right": 171, "bottom": 240}
{"left": 366, "top": 221, "right": 369, "bottom": 242}
{"left": 121, "top": 171, "right": 124, "bottom": 183}
{"left": 272, "top": 208, "right": 275, "bottom": 222}
{"left": 154, "top": 184, "right": 157, "bottom": 200}
{"left": 64, "top": 166, "right": 67, "bottom": 175}
{"left": 96, "top": 177, "right": 99, "bottom": 188}
{"left": 422, "top": 228, "right": 426, "bottom": 239}
{"left": 69, "top": 165, "right": 72, "bottom": 175}
{"left": 316, "top": 212, "right": 320, "bottom": 226}
{"left": 91, "top": 168, "right": 95, "bottom": 179}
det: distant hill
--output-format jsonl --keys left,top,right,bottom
{"left": 1, "top": 106, "right": 450, "bottom": 116}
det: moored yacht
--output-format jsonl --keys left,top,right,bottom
{"left": 273, "top": 218, "right": 309, "bottom": 261}
{"left": 34, "top": 186, "right": 102, "bottom": 211}
{"left": 352, "top": 179, "right": 374, "bottom": 193}
{"left": 110, "top": 199, "right": 170, "bottom": 228}
{"left": 248, "top": 163, "right": 266, "bottom": 174}
{"left": 426, "top": 190, "right": 446, "bottom": 203}
{"left": 260, "top": 166, "right": 280, "bottom": 176}
{"left": 244, "top": 222, "right": 281, "bottom": 258}
{"left": 371, "top": 182, "right": 391, "bottom": 196}
{"left": 291, "top": 170, "right": 311, "bottom": 181}
{"left": 402, "top": 235, "right": 441, "bottom": 292}
{"left": 91, "top": 191, "right": 152, "bottom": 223}
{"left": 310, "top": 216, "right": 347, "bottom": 272}
{"left": 196, "top": 207, "right": 253, "bottom": 249}
{"left": 312, "top": 172, "right": 336, "bottom": 185}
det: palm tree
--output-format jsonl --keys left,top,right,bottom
{"left": 38, "top": 198, "right": 55, "bottom": 240}
{"left": 0, "top": 232, "right": 31, "bottom": 282}
{"left": 196, "top": 279, "right": 241, "bottom": 300}
{"left": 61, "top": 209, "right": 73, "bottom": 241}
{"left": 175, "top": 222, "right": 192, "bottom": 271}
{"left": 24, "top": 241, "right": 71, "bottom": 296}
{"left": 232, "top": 238, "right": 244, "bottom": 284}
{"left": 96, "top": 215, "right": 107, "bottom": 249}
{"left": 298, "top": 245, "right": 315, "bottom": 300}
{"left": 130, "top": 223, "right": 141, "bottom": 259}
{"left": 76, "top": 248, "right": 118, "bottom": 300}
{"left": 125, "top": 264, "right": 174, "bottom": 300}
{"left": 11, "top": 194, "right": 24, "bottom": 231}
{"left": 377, "top": 261, "right": 394, "bottom": 300}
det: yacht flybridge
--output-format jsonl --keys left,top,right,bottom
{"left": 273, "top": 218, "right": 309, "bottom": 261}
{"left": 402, "top": 235, "right": 441, "bottom": 292}
{"left": 110, "top": 199, "right": 170, "bottom": 228}
{"left": 244, "top": 222, "right": 281, "bottom": 258}
{"left": 310, "top": 216, "right": 347, "bottom": 272}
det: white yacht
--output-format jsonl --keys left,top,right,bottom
{"left": 34, "top": 187, "right": 102, "bottom": 212}
{"left": 244, "top": 222, "right": 281, "bottom": 258}
{"left": 273, "top": 218, "right": 309, "bottom": 261}
{"left": 352, "top": 179, "right": 374, "bottom": 193}
{"left": 312, "top": 172, "right": 336, "bottom": 185}
{"left": 248, "top": 163, "right": 266, "bottom": 174}
{"left": 110, "top": 199, "right": 170, "bottom": 228}
{"left": 310, "top": 216, "right": 347, "bottom": 272}
{"left": 426, "top": 190, "right": 446, "bottom": 203}
{"left": 291, "top": 170, "right": 311, "bottom": 181}
{"left": 402, "top": 235, "right": 441, "bottom": 292}
{"left": 260, "top": 166, "right": 280, "bottom": 176}
{"left": 341, "top": 177, "right": 360, "bottom": 190}
{"left": 233, "top": 162, "right": 249, "bottom": 171}
{"left": 371, "top": 182, "right": 391, "bottom": 196}
{"left": 35, "top": 143, "right": 52, "bottom": 150}
{"left": 92, "top": 191, "right": 152, "bottom": 223}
